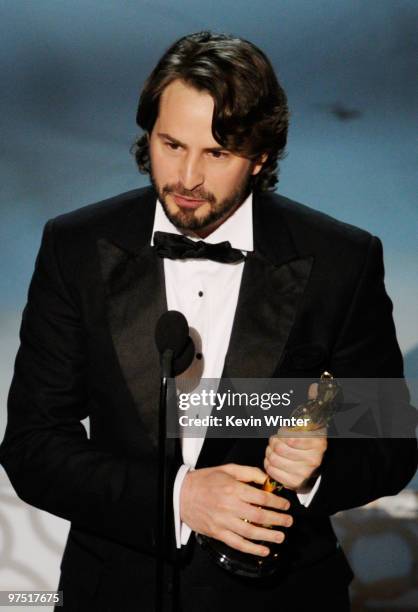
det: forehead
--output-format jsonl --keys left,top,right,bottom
{"left": 156, "top": 79, "right": 220, "bottom": 147}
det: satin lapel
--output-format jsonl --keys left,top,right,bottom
{"left": 97, "top": 190, "right": 166, "bottom": 447}
{"left": 223, "top": 251, "right": 314, "bottom": 378}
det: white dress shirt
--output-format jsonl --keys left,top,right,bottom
{"left": 151, "top": 193, "right": 321, "bottom": 548}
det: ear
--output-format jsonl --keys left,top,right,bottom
{"left": 251, "top": 153, "right": 268, "bottom": 176}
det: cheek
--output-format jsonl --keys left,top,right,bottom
{"left": 229, "top": 161, "right": 253, "bottom": 183}
{"left": 150, "top": 147, "right": 175, "bottom": 183}
{"left": 209, "top": 162, "right": 251, "bottom": 191}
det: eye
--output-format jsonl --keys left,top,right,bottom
{"left": 209, "top": 150, "right": 228, "bottom": 159}
{"left": 165, "top": 142, "right": 181, "bottom": 151}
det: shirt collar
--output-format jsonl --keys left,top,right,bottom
{"left": 151, "top": 191, "right": 254, "bottom": 253}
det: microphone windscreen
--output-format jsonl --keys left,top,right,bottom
{"left": 172, "top": 337, "right": 195, "bottom": 376}
{"left": 155, "top": 310, "right": 189, "bottom": 357}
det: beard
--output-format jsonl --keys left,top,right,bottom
{"left": 149, "top": 166, "right": 253, "bottom": 232}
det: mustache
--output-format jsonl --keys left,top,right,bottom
{"left": 162, "top": 184, "right": 216, "bottom": 204}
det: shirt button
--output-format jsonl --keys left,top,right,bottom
{"left": 196, "top": 353, "right": 202, "bottom": 360}
{"left": 198, "top": 291, "right": 203, "bottom": 297}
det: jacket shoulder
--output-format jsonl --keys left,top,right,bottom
{"left": 261, "top": 192, "right": 376, "bottom": 262}
{"left": 48, "top": 186, "right": 153, "bottom": 235}
{"left": 37, "top": 186, "right": 156, "bottom": 289}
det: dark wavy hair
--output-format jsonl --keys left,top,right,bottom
{"left": 132, "top": 31, "right": 289, "bottom": 192}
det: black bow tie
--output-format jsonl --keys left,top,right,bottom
{"left": 153, "top": 231, "right": 245, "bottom": 263}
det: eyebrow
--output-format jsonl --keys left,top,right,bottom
{"left": 157, "top": 132, "right": 227, "bottom": 153}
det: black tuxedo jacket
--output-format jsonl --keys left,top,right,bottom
{"left": 0, "top": 186, "right": 416, "bottom": 609}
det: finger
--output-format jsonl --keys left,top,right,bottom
{"left": 265, "top": 454, "right": 310, "bottom": 479}
{"left": 237, "top": 501, "right": 293, "bottom": 529}
{"left": 219, "top": 529, "right": 271, "bottom": 557}
{"left": 238, "top": 482, "right": 291, "bottom": 511}
{"left": 269, "top": 439, "right": 313, "bottom": 462}
{"left": 285, "top": 436, "right": 326, "bottom": 450}
{"left": 270, "top": 440, "right": 324, "bottom": 465}
{"left": 264, "top": 461, "right": 313, "bottom": 490}
{"left": 220, "top": 463, "right": 267, "bottom": 485}
{"left": 232, "top": 517, "right": 286, "bottom": 545}
{"left": 264, "top": 464, "right": 297, "bottom": 488}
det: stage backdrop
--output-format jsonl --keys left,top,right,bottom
{"left": 1, "top": 2, "right": 417, "bottom": 610}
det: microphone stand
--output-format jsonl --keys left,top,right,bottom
{"left": 156, "top": 348, "right": 174, "bottom": 612}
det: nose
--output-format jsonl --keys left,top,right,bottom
{"left": 179, "top": 153, "right": 204, "bottom": 192}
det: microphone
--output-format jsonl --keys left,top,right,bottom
{"left": 155, "top": 310, "right": 195, "bottom": 376}
{"left": 154, "top": 311, "right": 194, "bottom": 612}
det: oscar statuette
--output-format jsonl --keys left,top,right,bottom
{"left": 195, "top": 372, "right": 341, "bottom": 578}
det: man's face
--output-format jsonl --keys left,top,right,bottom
{"left": 148, "top": 79, "right": 264, "bottom": 236}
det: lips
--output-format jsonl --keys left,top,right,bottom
{"left": 173, "top": 194, "right": 206, "bottom": 209}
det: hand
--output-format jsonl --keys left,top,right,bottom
{"left": 264, "top": 432, "right": 326, "bottom": 492}
{"left": 180, "top": 463, "right": 293, "bottom": 557}
{"left": 263, "top": 383, "right": 327, "bottom": 491}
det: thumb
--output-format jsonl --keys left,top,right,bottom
{"left": 308, "top": 383, "right": 318, "bottom": 400}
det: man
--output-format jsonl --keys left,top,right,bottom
{"left": 0, "top": 31, "right": 416, "bottom": 611}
